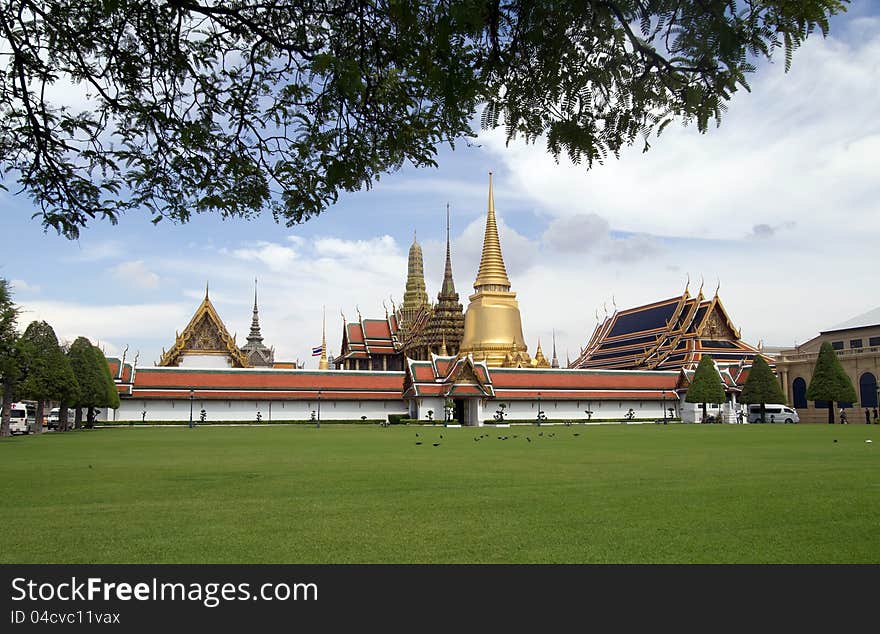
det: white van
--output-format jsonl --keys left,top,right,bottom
{"left": 747, "top": 404, "right": 799, "bottom": 424}
{"left": 47, "top": 407, "right": 76, "bottom": 430}
{"left": 9, "top": 402, "right": 31, "bottom": 434}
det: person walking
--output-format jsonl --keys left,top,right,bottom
{"left": 866, "top": 408, "right": 871, "bottom": 424}
{"left": 839, "top": 408, "right": 848, "bottom": 424}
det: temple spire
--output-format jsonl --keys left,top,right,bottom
{"left": 319, "top": 305, "right": 329, "bottom": 370}
{"left": 473, "top": 172, "right": 511, "bottom": 291}
{"left": 440, "top": 203, "right": 457, "bottom": 297}
{"left": 205, "top": 280, "right": 209, "bottom": 300}
{"left": 247, "top": 278, "right": 263, "bottom": 344}
{"left": 551, "top": 329, "right": 559, "bottom": 368}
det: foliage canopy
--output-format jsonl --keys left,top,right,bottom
{"left": 685, "top": 355, "right": 726, "bottom": 405}
{"left": 806, "top": 341, "right": 857, "bottom": 404}
{"left": 0, "top": 0, "right": 848, "bottom": 238}
{"left": 740, "top": 355, "right": 785, "bottom": 405}
{"left": 18, "top": 320, "right": 79, "bottom": 406}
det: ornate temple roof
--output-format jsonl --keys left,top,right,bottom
{"left": 572, "top": 283, "right": 763, "bottom": 371}
{"left": 404, "top": 354, "right": 681, "bottom": 400}
{"left": 158, "top": 285, "right": 250, "bottom": 368}
{"left": 337, "top": 314, "right": 401, "bottom": 362}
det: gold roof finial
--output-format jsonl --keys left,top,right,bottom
{"left": 440, "top": 334, "right": 448, "bottom": 356}
{"left": 473, "top": 171, "right": 512, "bottom": 291}
{"left": 205, "top": 280, "right": 209, "bottom": 300}
{"left": 319, "top": 305, "right": 329, "bottom": 370}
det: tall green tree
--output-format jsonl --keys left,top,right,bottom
{"left": 19, "top": 321, "right": 80, "bottom": 433}
{"left": 67, "top": 337, "right": 103, "bottom": 430}
{"left": 740, "top": 355, "right": 786, "bottom": 423}
{"left": 84, "top": 345, "right": 119, "bottom": 428}
{"left": 0, "top": 278, "right": 21, "bottom": 438}
{"left": 685, "top": 355, "right": 726, "bottom": 423}
{"left": 0, "top": 1, "right": 848, "bottom": 238}
{"left": 806, "top": 341, "right": 857, "bottom": 424}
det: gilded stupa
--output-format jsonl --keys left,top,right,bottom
{"left": 459, "top": 173, "right": 531, "bottom": 368}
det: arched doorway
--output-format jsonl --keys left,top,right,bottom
{"left": 792, "top": 377, "right": 807, "bottom": 409}
{"left": 859, "top": 372, "right": 877, "bottom": 408}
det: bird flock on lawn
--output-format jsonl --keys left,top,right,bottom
{"left": 414, "top": 428, "right": 583, "bottom": 447}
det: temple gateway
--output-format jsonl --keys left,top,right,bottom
{"left": 105, "top": 174, "right": 766, "bottom": 425}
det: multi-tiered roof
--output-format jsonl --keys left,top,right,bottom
{"left": 572, "top": 284, "right": 763, "bottom": 371}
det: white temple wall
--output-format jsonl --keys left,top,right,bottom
{"left": 113, "top": 398, "right": 407, "bottom": 422}
{"left": 177, "top": 354, "right": 234, "bottom": 368}
{"left": 487, "top": 399, "right": 677, "bottom": 422}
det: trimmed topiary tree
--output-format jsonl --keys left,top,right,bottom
{"left": 86, "top": 344, "right": 119, "bottom": 427}
{"left": 67, "top": 337, "right": 105, "bottom": 430}
{"left": 741, "top": 356, "right": 786, "bottom": 423}
{"left": 806, "top": 341, "right": 857, "bottom": 424}
{"left": 685, "top": 355, "right": 726, "bottom": 423}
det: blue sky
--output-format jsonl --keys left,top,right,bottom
{"left": 2, "top": 6, "right": 878, "bottom": 367}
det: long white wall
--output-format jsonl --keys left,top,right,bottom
{"left": 409, "top": 397, "right": 681, "bottom": 425}
{"left": 113, "top": 398, "right": 408, "bottom": 422}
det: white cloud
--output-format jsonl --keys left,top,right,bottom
{"left": 111, "top": 260, "right": 160, "bottom": 289}
{"left": 17, "top": 300, "right": 191, "bottom": 361}
{"left": 67, "top": 239, "right": 126, "bottom": 261}
{"left": 231, "top": 241, "right": 299, "bottom": 272}
{"left": 542, "top": 214, "right": 610, "bottom": 252}
{"left": 10, "top": 279, "right": 40, "bottom": 294}
{"left": 477, "top": 22, "right": 880, "bottom": 246}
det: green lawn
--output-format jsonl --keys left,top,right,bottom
{"left": 1, "top": 424, "right": 878, "bottom": 563}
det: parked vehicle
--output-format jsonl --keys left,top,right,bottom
{"left": 9, "top": 403, "right": 31, "bottom": 434}
{"left": 47, "top": 407, "right": 76, "bottom": 430}
{"left": 747, "top": 404, "right": 799, "bottom": 424}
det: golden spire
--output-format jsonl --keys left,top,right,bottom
{"left": 319, "top": 305, "right": 329, "bottom": 370}
{"left": 458, "top": 171, "right": 529, "bottom": 367}
{"left": 473, "top": 172, "right": 511, "bottom": 291}
{"left": 400, "top": 231, "right": 429, "bottom": 328}
{"left": 440, "top": 334, "right": 448, "bottom": 356}
{"left": 205, "top": 280, "right": 209, "bottom": 300}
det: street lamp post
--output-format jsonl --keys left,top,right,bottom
{"left": 537, "top": 392, "right": 542, "bottom": 426}
{"left": 662, "top": 389, "right": 667, "bottom": 424}
{"left": 316, "top": 390, "right": 321, "bottom": 429}
{"left": 189, "top": 389, "right": 194, "bottom": 429}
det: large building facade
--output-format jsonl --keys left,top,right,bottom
{"left": 775, "top": 312, "right": 880, "bottom": 423}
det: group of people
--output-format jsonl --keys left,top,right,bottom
{"left": 860, "top": 407, "right": 880, "bottom": 424}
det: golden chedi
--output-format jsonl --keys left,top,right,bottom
{"left": 459, "top": 173, "right": 531, "bottom": 368}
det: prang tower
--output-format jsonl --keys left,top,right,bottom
{"left": 458, "top": 173, "right": 531, "bottom": 367}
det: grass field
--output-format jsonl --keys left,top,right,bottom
{"left": 1, "top": 424, "right": 878, "bottom": 563}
